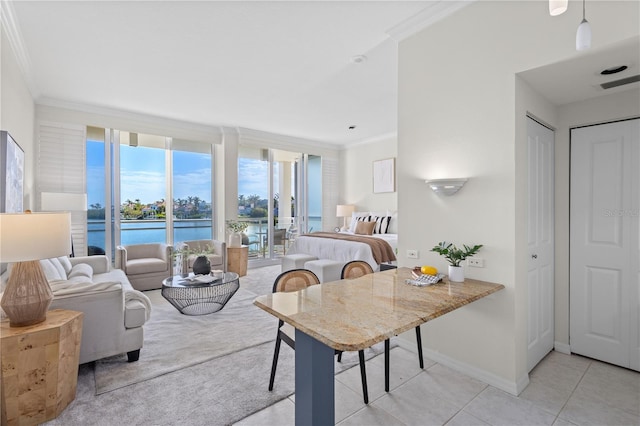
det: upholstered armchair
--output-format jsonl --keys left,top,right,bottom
{"left": 179, "top": 239, "right": 226, "bottom": 274}
{"left": 116, "top": 243, "right": 173, "bottom": 291}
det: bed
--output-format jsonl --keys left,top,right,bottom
{"left": 287, "top": 210, "right": 398, "bottom": 271}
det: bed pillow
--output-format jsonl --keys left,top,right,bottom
{"left": 371, "top": 215, "right": 392, "bottom": 234}
{"left": 355, "top": 221, "right": 376, "bottom": 235}
{"left": 387, "top": 211, "right": 398, "bottom": 234}
{"left": 349, "top": 211, "right": 371, "bottom": 233}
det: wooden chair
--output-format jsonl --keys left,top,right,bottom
{"left": 340, "top": 260, "right": 425, "bottom": 393}
{"left": 268, "top": 268, "right": 372, "bottom": 404}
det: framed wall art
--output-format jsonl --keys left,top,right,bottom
{"left": 1, "top": 130, "right": 25, "bottom": 213}
{"left": 373, "top": 157, "right": 395, "bottom": 193}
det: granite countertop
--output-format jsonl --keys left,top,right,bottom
{"left": 253, "top": 267, "right": 505, "bottom": 352}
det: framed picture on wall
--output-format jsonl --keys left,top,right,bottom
{"left": 373, "top": 157, "right": 395, "bottom": 193}
{"left": 1, "top": 130, "right": 24, "bottom": 213}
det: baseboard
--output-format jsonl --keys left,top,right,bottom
{"left": 554, "top": 341, "right": 571, "bottom": 355}
{"left": 395, "top": 338, "right": 529, "bottom": 396}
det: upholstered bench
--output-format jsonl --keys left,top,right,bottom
{"left": 281, "top": 254, "right": 318, "bottom": 272}
{"left": 304, "top": 259, "right": 344, "bottom": 283}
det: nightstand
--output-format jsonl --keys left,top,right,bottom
{"left": 1, "top": 309, "right": 83, "bottom": 425}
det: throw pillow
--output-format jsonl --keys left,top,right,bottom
{"left": 355, "top": 221, "right": 376, "bottom": 235}
{"left": 371, "top": 216, "right": 392, "bottom": 234}
{"left": 40, "top": 259, "right": 66, "bottom": 281}
{"left": 349, "top": 211, "right": 371, "bottom": 233}
{"left": 68, "top": 263, "right": 94, "bottom": 280}
{"left": 58, "top": 256, "right": 73, "bottom": 275}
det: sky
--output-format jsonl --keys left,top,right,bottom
{"left": 87, "top": 142, "right": 212, "bottom": 206}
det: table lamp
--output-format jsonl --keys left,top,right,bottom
{"left": 41, "top": 192, "right": 87, "bottom": 256}
{"left": 0, "top": 212, "right": 71, "bottom": 327}
{"left": 336, "top": 204, "right": 355, "bottom": 232}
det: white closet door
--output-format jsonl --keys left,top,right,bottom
{"left": 527, "top": 117, "right": 555, "bottom": 372}
{"left": 570, "top": 119, "right": 639, "bottom": 371}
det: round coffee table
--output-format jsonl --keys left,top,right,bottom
{"left": 161, "top": 272, "right": 240, "bottom": 315}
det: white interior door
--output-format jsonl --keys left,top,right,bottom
{"left": 527, "top": 117, "right": 555, "bottom": 372}
{"left": 570, "top": 118, "right": 639, "bottom": 371}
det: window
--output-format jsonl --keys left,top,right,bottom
{"left": 86, "top": 128, "right": 214, "bottom": 256}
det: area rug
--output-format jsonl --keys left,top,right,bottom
{"left": 94, "top": 286, "right": 277, "bottom": 394}
{"left": 94, "top": 264, "right": 394, "bottom": 396}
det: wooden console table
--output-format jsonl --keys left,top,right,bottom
{"left": 1, "top": 309, "right": 83, "bottom": 425}
{"left": 227, "top": 245, "right": 248, "bottom": 277}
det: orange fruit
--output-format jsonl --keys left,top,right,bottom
{"left": 421, "top": 265, "right": 437, "bottom": 275}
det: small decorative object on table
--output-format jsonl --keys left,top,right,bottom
{"left": 174, "top": 243, "right": 216, "bottom": 275}
{"left": 431, "top": 241, "right": 483, "bottom": 282}
{"left": 226, "top": 220, "right": 249, "bottom": 248}
{"left": 192, "top": 255, "right": 211, "bottom": 275}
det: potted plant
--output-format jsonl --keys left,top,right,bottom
{"left": 226, "top": 220, "right": 249, "bottom": 248}
{"left": 431, "top": 241, "right": 483, "bottom": 282}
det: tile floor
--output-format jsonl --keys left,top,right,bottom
{"left": 235, "top": 347, "right": 640, "bottom": 426}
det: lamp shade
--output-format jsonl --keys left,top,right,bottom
{"left": 41, "top": 192, "right": 87, "bottom": 211}
{"left": 549, "top": 0, "right": 568, "bottom": 16}
{"left": 336, "top": 204, "right": 355, "bottom": 217}
{"left": 0, "top": 212, "right": 72, "bottom": 262}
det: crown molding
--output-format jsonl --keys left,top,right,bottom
{"left": 237, "top": 127, "right": 341, "bottom": 155}
{"left": 338, "top": 131, "right": 397, "bottom": 150}
{"left": 386, "top": 0, "right": 475, "bottom": 42}
{"left": 37, "top": 97, "right": 224, "bottom": 142}
{"left": 1, "top": 0, "right": 40, "bottom": 98}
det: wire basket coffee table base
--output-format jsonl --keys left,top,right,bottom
{"left": 162, "top": 273, "right": 240, "bottom": 315}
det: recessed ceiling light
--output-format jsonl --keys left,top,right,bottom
{"left": 350, "top": 55, "right": 367, "bottom": 64}
{"left": 601, "top": 65, "right": 628, "bottom": 75}
{"left": 348, "top": 125, "right": 356, "bottom": 130}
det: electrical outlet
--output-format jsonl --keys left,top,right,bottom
{"left": 467, "top": 257, "right": 484, "bottom": 267}
{"left": 406, "top": 249, "right": 419, "bottom": 259}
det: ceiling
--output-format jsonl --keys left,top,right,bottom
{"left": 6, "top": 1, "right": 639, "bottom": 147}
{"left": 7, "top": 0, "right": 450, "bottom": 146}
{"left": 520, "top": 36, "right": 640, "bottom": 106}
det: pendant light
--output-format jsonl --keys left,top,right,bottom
{"left": 576, "top": 0, "right": 592, "bottom": 51}
{"left": 549, "top": 0, "right": 568, "bottom": 16}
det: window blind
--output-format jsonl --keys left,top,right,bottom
{"left": 37, "top": 122, "right": 88, "bottom": 257}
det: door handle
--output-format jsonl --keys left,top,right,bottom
{"left": 531, "top": 254, "right": 538, "bottom": 259}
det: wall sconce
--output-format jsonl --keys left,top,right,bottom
{"left": 425, "top": 178, "right": 468, "bottom": 196}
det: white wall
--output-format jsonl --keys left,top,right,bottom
{"left": 398, "top": 0, "right": 639, "bottom": 393}
{"left": 1, "top": 27, "right": 35, "bottom": 210}
{"left": 341, "top": 135, "right": 397, "bottom": 214}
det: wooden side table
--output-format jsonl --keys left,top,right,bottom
{"left": 1, "top": 309, "right": 83, "bottom": 425}
{"left": 227, "top": 245, "right": 248, "bottom": 277}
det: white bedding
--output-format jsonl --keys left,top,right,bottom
{"left": 288, "top": 232, "right": 398, "bottom": 271}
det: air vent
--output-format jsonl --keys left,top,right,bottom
{"left": 600, "top": 74, "right": 640, "bottom": 90}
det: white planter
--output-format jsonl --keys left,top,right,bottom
{"left": 448, "top": 265, "right": 465, "bottom": 282}
{"left": 228, "top": 232, "right": 242, "bottom": 248}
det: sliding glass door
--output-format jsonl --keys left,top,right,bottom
{"left": 86, "top": 128, "right": 214, "bottom": 259}
{"left": 237, "top": 146, "right": 321, "bottom": 264}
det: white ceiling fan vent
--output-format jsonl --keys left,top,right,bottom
{"left": 600, "top": 75, "right": 640, "bottom": 90}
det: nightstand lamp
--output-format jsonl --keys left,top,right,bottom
{"left": 0, "top": 212, "right": 71, "bottom": 327}
{"left": 336, "top": 204, "right": 355, "bottom": 232}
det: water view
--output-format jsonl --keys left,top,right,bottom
{"left": 88, "top": 217, "right": 322, "bottom": 251}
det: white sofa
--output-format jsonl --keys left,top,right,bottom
{"left": 38, "top": 255, "right": 150, "bottom": 364}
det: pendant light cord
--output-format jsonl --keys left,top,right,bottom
{"left": 582, "top": 0, "right": 586, "bottom": 20}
